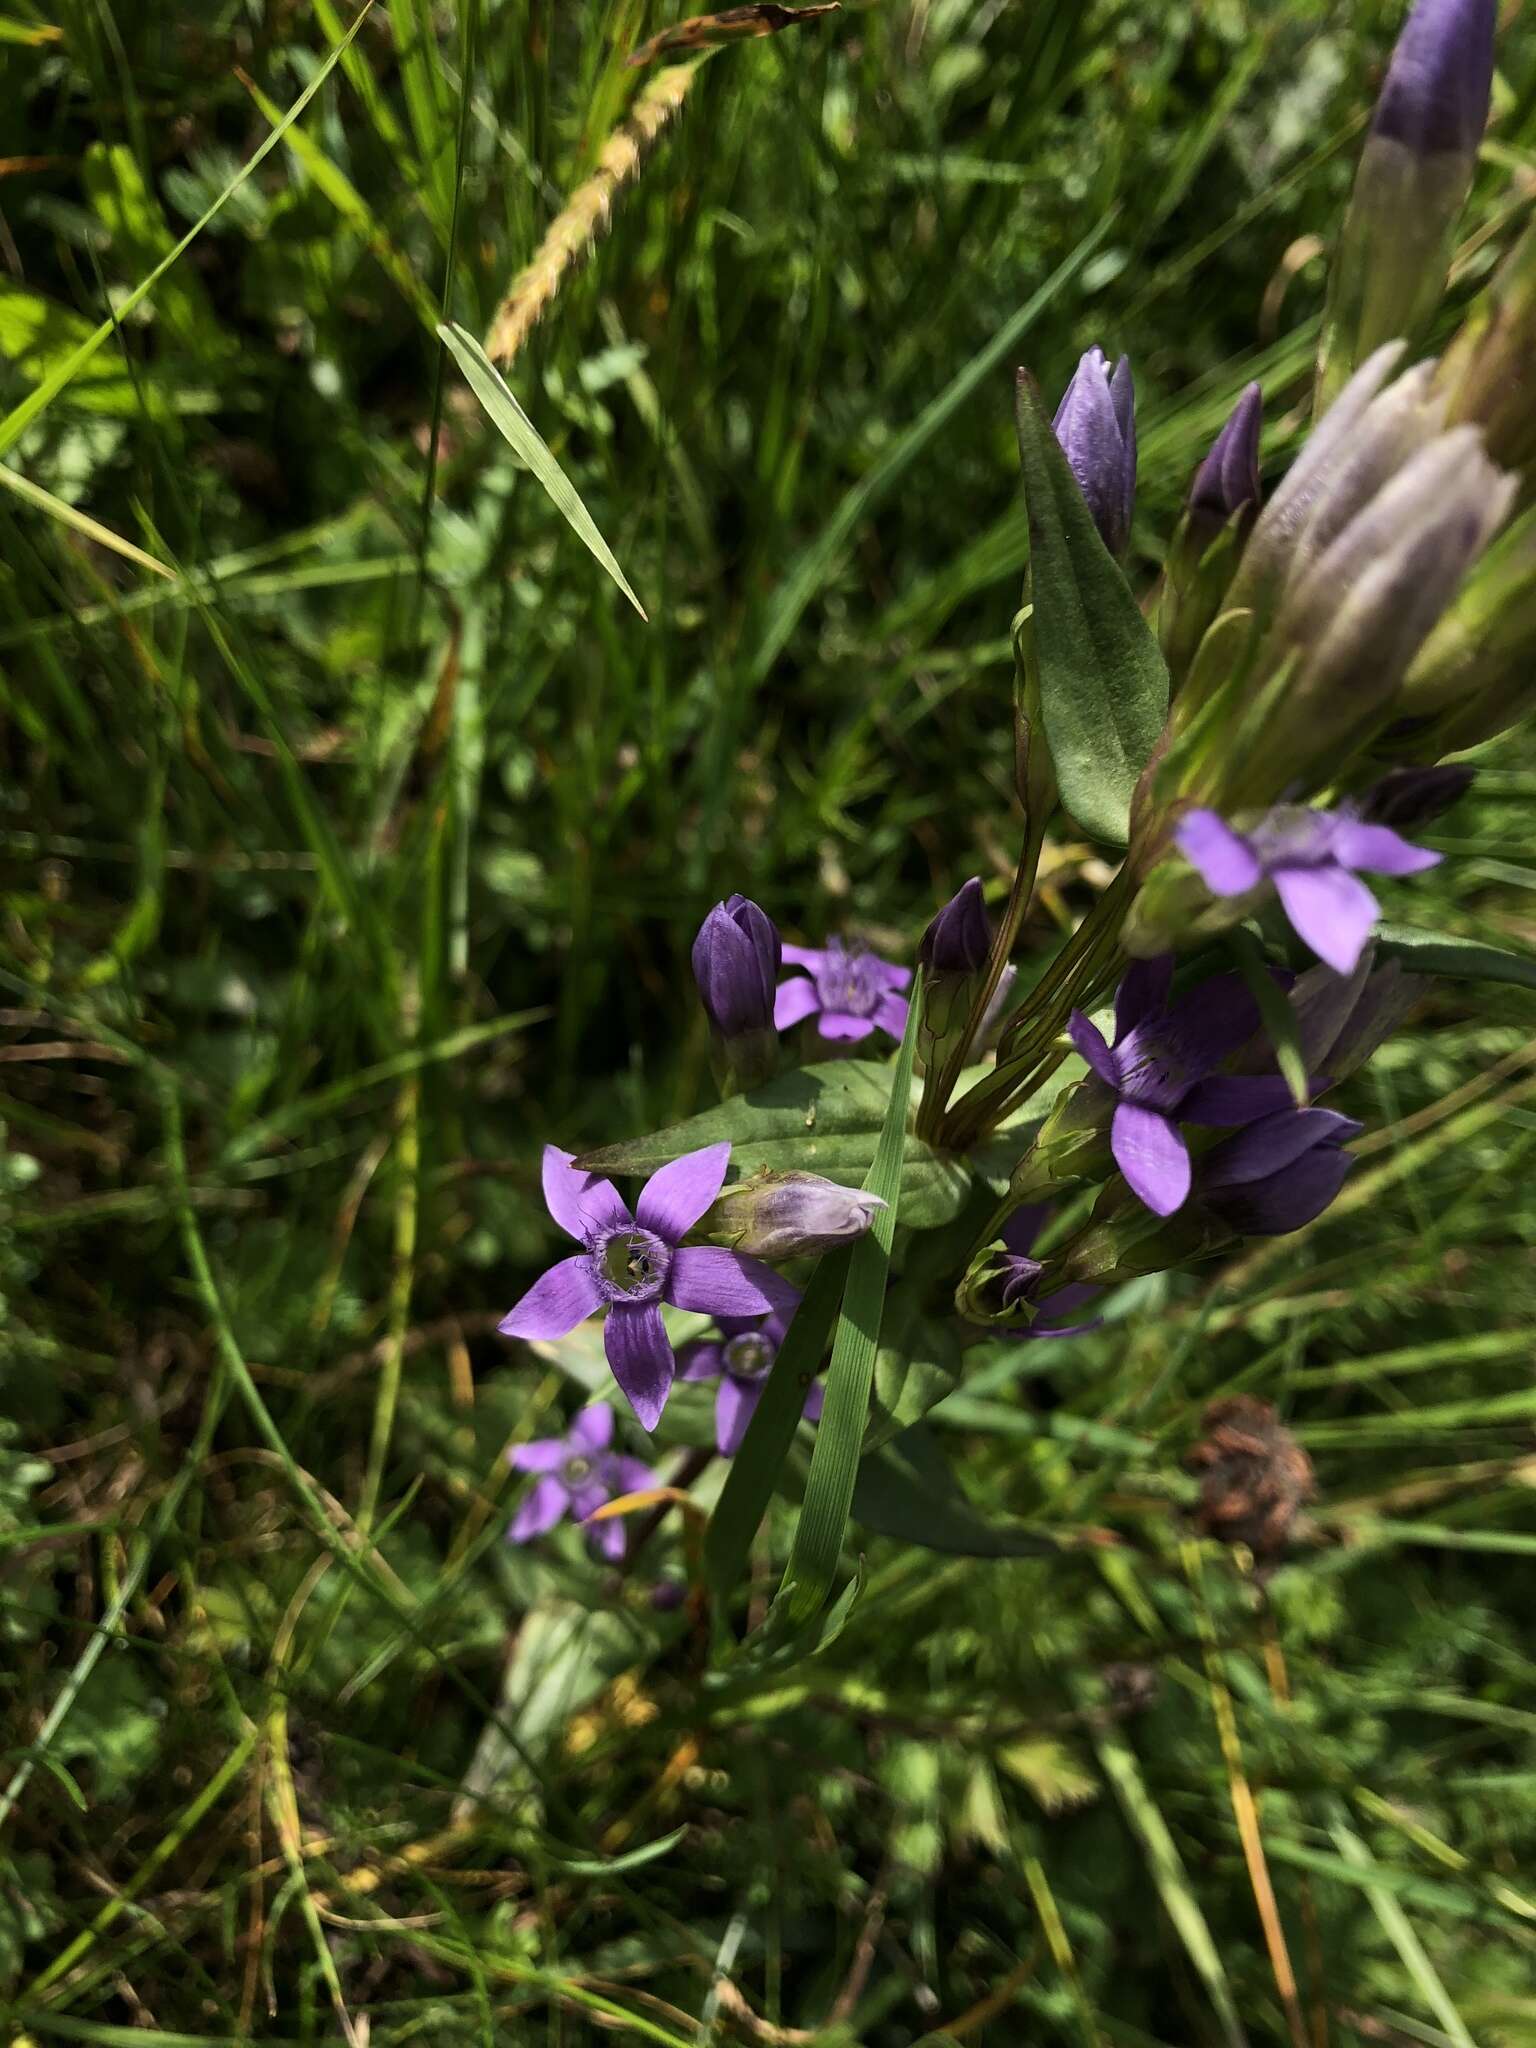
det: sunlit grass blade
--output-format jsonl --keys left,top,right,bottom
{"left": 777, "top": 986, "right": 922, "bottom": 1627}
{"left": 1328, "top": 1812, "right": 1477, "bottom": 2048}
{"left": 437, "top": 320, "right": 648, "bottom": 619}
{"left": 0, "top": 0, "right": 378, "bottom": 458}
{"left": 0, "top": 461, "right": 172, "bottom": 578}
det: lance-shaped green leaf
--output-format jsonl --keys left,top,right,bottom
{"left": 852, "top": 1425, "right": 1091, "bottom": 1557}
{"left": 1375, "top": 923, "right": 1536, "bottom": 992}
{"left": 776, "top": 990, "right": 922, "bottom": 1625}
{"left": 577, "top": 1060, "right": 971, "bottom": 1231}
{"left": 1014, "top": 369, "right": 1170, "bottom": 845}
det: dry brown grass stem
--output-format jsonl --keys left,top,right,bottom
{"left": 484, "top": 62, "right": 701, "bottom": 368}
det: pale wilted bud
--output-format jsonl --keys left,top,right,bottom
{"left": 1316, "top": 0, "right": 1496, "bottom": 408}
{"left": 700, "top": 1170, "right": 885, "bottom": 1259}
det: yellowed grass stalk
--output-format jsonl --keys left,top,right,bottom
{"left": 485, "top": 61, "right": 701, "bottom": 368}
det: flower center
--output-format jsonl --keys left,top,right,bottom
{"left": 593, "top": 1228, "right": 671, "bottom": 1303}
{"left": 562, "top": 1453, "right": 596, "bottom": 1487}
{"left": 813, "top": 942, "right": 882, "bottom": 1019}
{"left": 723, "top": 1331, "right": 776, "bottom": 1381}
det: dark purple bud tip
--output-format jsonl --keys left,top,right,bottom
{"left": 1360, "top": 762, "right": 1474, "bottom": 828}
{"left": 919, "top": 876, "right": 991, "bottom": 976}
{"left": 1051, "top": 345, "right": 1138, "bottom": 557}
{"left": 692, "top": 893, "right": 782, "bottom": 1039}
{"left": 1189, "top": 382, "right": 1263, "bottom": 521}
{"left": 1372, "top": 0, "right": 1496, "bottom": 158}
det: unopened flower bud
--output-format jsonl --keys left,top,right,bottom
{"left": 700, "top": 1170, "right": 885, "bottom": 1259}
{"left": 1189, "top": 382, "right": 1263, "bottom": 535}
{"left": 919, "top": 877, "right": 990, "bottom": 975}
{"left": 1359, "top": 763, "right": 1474, "bottom": 827}
{"left": 1316, "top": 0, "right": 1497, "bottom": 408}
{"left": 1051, "top": 347, "right": 1136, "bottom": 558}
{"left": 692, "top": 894, "right": 781, "bottom": 1095}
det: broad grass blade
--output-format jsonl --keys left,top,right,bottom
{"left": 438, "top": 321, "right": 648, "bottom": 620}
{"left": 777, "top": 985, "right": 922, "bottom": 1625}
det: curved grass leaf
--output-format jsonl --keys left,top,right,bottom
{"left": 1013, "top": 370, "right": 1169, "bottom": 844}
{"left": 852, "top": 1425, "right": 1075, "bottom": 1556}
{"left": 776, "top": 988, "right": 921, "bottom": 1625}
{"left": 577, "top": 1059, "right": 970, "bottom": 1230}
{"left": 1375, "top": 923, "right": 1536, "bottom": 993}
{"left": 437, "top": 321, "right": 647, "bottom": 619}
{"left": 703, "top": 1246, "right": 850, "bottom": 1601}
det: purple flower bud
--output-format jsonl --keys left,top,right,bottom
{"left": 702, "top": 1170, "right": 885, "bottom": 1260}
{"left": 1052, "top": 346, "right": 1137, "bottom": 557}
{"left": 1359, "top": 762, "right": 1474, "bottom": 828}
{"left": 1200, "top": 1108, "right": 1362, "bottom": 1236}
{"left": 919, "top": 877, "right": 991, "bottom": 977}
{"left": 692, "top": 894, "right": 781, "bottom": 1040}
{"left": 1373, "top": 0, "right": 1496, "bottom": 160}
{"left": 1189, "top": 383, "right": 1263, "bottom": 525}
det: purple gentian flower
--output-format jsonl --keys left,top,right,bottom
{"left": 1189, "top": 382, "right": 1263, "bottom": 525}
{"left": 996, "top": 1207, "right": 1102, "bottom": 1338}
{"left": 499, "top": 1143, "right": 799, "bottom": 1432}
{"left": 1052, "top": 346, "right": 1137, "bottom": 557}
{"left": 1372, "top": 0, "right": 1496, "bottom": 160}
{"left": 692, "top": 894, "right": 780, "bottom": 1038}
{"left": 681, "top": 1307, "right": 823, "bottom": 1456}
{"left": 1068, "top": 958, "right": 1298, "bottom": 1218}
{"left": 1200, "top": 1108, "right": 1362, "bottom": 1236}
{"left": 774, "top": 938, "right": 911, "bottom": 1043}
{"left": 507, "top": 1403, "right": 654, "bottom": 1561}
{"left": 1175, "top": 806, "right": 1441, "bottom": 977}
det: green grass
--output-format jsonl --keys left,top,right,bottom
{"left": 3, "top": 1, "right": 1536, "bottom": 2040}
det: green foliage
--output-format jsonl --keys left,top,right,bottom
{"left": 1, "top": 2, "right": 1535, "bottom": 2043}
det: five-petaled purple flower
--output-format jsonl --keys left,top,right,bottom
{"left": 507, "top": 1403, "right": 653, "bottom": 1561}
{"left": 774, "top": 938, "right": 911, "bottom": 1043}
{"left": 995, "top": 1207, "right": 1102, "bottom": 1338}
{"left": 499, "top": 1143, "right": 798, "bottom": 1432}
{"left": 1200, "top": 1108, "right": 1361, "bottom": 1237}
{"left": 1068, "top": 958, "right": 1298, "bottom": 1218}
{"left": 681, "top": 1307, "right": 823, "bottom": 1456}
{"left": 1176, "top": 806, "right": 1440, "bottom": 977}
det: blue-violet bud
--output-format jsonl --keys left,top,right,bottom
{"left": 1052, "top": 346, "right": 1137, "bottom": 557}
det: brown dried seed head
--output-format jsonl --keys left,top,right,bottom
{"left": 1186, "top": 1395, "right": 1316, "bottom": 1559}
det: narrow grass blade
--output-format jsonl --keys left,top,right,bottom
{"left": 747, "top": 215, "right": 1113, "bottom": 682}
{"left": 1080, "top": 1676, "right": 1248, "bottom": 2048}
{"left": 238, "top": 69, "right": 440, "bottom": 332}
{"left": 703, "top": 1246, "right": 851, "bottom": 1600}
{"left": 1328, "top": 1813, "right": 1476, "bottom": 2048}
{"left": 437, "top": 320, "right": 647, "bottom": 619}
{"left": 777, "top": 986, "right": 922, "bottom": 1626}
{"left": 0, "top": 0, "right": 378, "bottom": 459}
{"left": 0, "top": 461, "right": 172, "bottom": 579}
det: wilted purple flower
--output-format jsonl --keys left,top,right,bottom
{"left": 681, "top": 1308, "right": 823, "bottom": 1456}
{"left": 692, "top": 894, "right": 781, "bottom": 1038}
{"left": 1200, "top": 1108, "right": 1362, "bottom": 1236}
{"left": 919, "top": 877, "right": 991, "bottom": 976}
{"left": 1361, "top": 762, "right": 1474, "bottom": 828}
{"left": 995, "top": 1207, "right": 1102, "bottom": 1337}
{"left": 704, "top": 1171, "right": 885, "bottom": 1259}
{"left": 1190, "top": 382, "right": 1263, "bottom": 525}
{"left": 1068, "top": 958, "right": 1297, "bottom": 1217}
{"left": 507, "top": 1403, "right": 654, "bottom": 1561}
{"left": 1052, "top": 346, "right": 1137, "bottom": 557}
{"left": 1372, "top": 0, "right": 1496, "bottom": 159}
{"left": 774, "top": 938, "right": 911, "bottom": 1043}
{"left": 1175, "top": 806, "right": 1441, "bottom": 977}
{"left": 499, "top": 1143, "right": 799, "bottom": 1432}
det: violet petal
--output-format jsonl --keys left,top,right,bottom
{"left": 499, "top": 1254, "right": 605, "bottom": 1341}
{"left": 773, "top": 976, "right": 821, "bottom": 1030}
{"left": 636, "top": 1141, "right": 731, "bottom": 1242}
{"left": 509, "top": 1475, "right": 569, "bottom": 1543}
{"left": 1114, "top": 955, "right": 1175, "bottom": 1041}
{"left": 1180, "top": 1074, "right": 1304, "bottom": 1127}
{"left": 1067, "top": 1010, "right": 1120, "bottom": 1088}
{"left": 874, "top": 992, "right": 911, "bottom": 1039}
{"left": 715, "top": 1375, "right": 759, "bottom": 1456}
{"left": 603, "top": 1303, "right": 675, "bottom": 1432}
{"left": 1330, "top": 819, "right": 1443, "bottom": 877}
{"left": 1274, "top": 862, "right": 1381, "bottom": 975}
{"left": 668, "top": 1246, "right": 799, "bottom": 1317}
{"left": 540, "top": 1145, "right": 632, "bottom": 1242}
{"left": 1111, "top": 1099, "right": 1192, "bottom": 1216}
{"left": 1176, "top": 810, "right": 1264, "bottom": 896}
{"left": 508, "top": 1436, "right": 568, "bottom": 1475}
{"left": 568, "top": 1402, "right": 614, "bottom": 1455}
